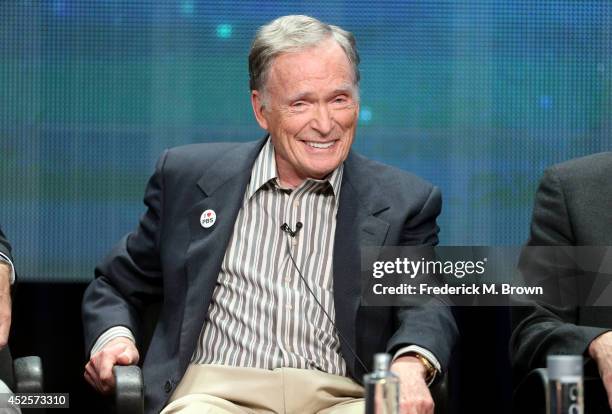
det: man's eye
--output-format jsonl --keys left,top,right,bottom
{"left": 333, "top": 97, "right": 348, "bottom": 104}
{"left": 292, "top": 101, "right": 306, "bottom": 107}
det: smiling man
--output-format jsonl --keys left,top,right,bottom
{"left": 83, "top": 15, "right": 457, "bottom": 414}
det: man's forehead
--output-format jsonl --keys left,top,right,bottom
{"left": 266, "top": 42, "right": 354, "bottom": 90}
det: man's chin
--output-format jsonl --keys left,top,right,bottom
{"left": 301, "top": 164, "right": 340, "bottom": 180}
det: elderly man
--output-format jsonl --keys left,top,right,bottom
{"left": 83, "top": 15, "right": 457, "bottom": 414}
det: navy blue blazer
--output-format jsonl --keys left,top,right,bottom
{"left": 82, "top": 138, "right": 458, "bottom": 413}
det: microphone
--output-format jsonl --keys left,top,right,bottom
{"left": 281, "top": 222, "right": 303, "bottom": 237}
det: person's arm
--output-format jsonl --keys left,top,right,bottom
{"left": 0, "top": 227, "right": 11, "bottom": 260}
{"left": 510, "top": 166, "right": 609, "bottom": 383}
{"left": 0, "top": 226, "right": 15, "bottom": 284}
{"left": 388, "top": 186, "right": 458, "bottom": 414}
{"left": 0, "top": 227, "right": 14, "bottom": 349}
{"left": 0, "top": 261, "right": 11, "bottom": 350}
{"left": 82, "top": 150, "right": 168, "bottom": 394}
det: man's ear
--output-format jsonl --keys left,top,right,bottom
{"left": 251, "top": 90, "right": 269, "bottom": 131}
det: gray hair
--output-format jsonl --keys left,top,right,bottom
{"left": 248, "top": 15, "right": 360, "bottom": 95}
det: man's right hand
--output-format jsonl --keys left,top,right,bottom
{"left": 84, "top": 337, "right": 140, "bottom": 395}
{"left": 589, "top": 331, "right": 612, "bottom": 409}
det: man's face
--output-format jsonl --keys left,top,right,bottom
{"left": 251, "top": 38, "right": 359, "bottom": 188}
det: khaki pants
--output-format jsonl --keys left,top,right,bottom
{"left": 161, "top": 364, "right": 365, "bottom": 414}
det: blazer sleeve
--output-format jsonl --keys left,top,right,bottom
{"left": 385, "top": 186, "right": 459, "bottom": 375}
{"left": 82, "top": 150, "right": 168, "bottom": 354}
{"left": 510, "top": 167, "right": 609, "bottom": 379}
{"left": 0, "top": 226, "right": 12, "bottom": 261}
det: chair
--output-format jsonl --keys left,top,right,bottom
{"left": 0, "top": 347, "right": 44, "bottom": 394}
{"left": 0, "top": 347, "right": 44, "bottom": 414}
{"left": 113, "top": 365, "right": 143, "bottom": 414}
{"left": 513, "top": 368, "right": 549, "bottom": 414}
{"left": 431, "top": 373, "right": 449, "bottom": 414}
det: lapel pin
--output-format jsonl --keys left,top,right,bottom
{"left": 200, "top": 209, "right": 216, "bottom": 229}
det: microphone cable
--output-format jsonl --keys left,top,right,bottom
{"left": 281, "top": 222, "right": 369, "bottom": 373}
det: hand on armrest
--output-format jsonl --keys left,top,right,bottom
{"left": 391, "top": 355, "right": 435, "bottom": 414}
{"left": 84, "top": 337, "right": 140, "bottom": 395}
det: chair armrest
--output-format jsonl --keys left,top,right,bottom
{"left": 113, "top": 365, "right": 144, "bottom": 414}
{"left": 530, "top": 368, "right": 550, "bottom": 413}
{"left": 13, "top": 356, "right": 44, "bottom": 394}
{"left": 431, "top": 372, "right": 448, "bottom": 414}
{"left": 513, "top": 367, "right": 549, "bottom": 414}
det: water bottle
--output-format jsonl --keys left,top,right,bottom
{"left": 364, "top": 353, "right": 399, "bottom": 414}
{"left": 547, "top": 355, "right": 584, "bottom": 414}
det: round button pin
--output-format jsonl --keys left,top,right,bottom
{"left": 200, "top": 209, "right": 216, "bottom": 228}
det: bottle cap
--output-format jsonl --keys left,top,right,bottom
{"left": 373, "top": 353, "right": 391, "bottom": 372}
{"left": 547, "top": 355, "right": 583, "bottom": 380}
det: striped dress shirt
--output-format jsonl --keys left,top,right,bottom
{"left": 190, "top": 139, "right": 347, "bottom": 376}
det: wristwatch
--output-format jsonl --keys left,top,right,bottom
{"left": 405, "top": 351, "right": 437, "bottom": 384}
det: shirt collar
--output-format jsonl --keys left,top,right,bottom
{"left": 247, "top": 137, "right": 344, "bottom": 200}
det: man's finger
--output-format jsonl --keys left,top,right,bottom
{"left": 602, "top": 373, "right": 612, "bottom": 409}
{"left": 90, "top": 347, "right": 122, "bottom": 394}
{"left": 97, "top": 353, "right": 118, "bottom": 394}
{"left": 85, "top": 360, "right": 107, "bottom": 393}
{"left": 116, "top": 348, "right": 138, "bottom": 365}
{"left": 84, "top": 361, "right": 99, "bottom": 385}
{"left": 84, "top": 368, "right": 99, "bottom": 392}
{"left": 597, "top": 362, "right": 612, "bottom": 409}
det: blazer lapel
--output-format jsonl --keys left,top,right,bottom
{"left": 179, "top": 139, "right": 266, "bottom": 368}
{"left": 333, "top": 151, "right": 390, "bottom": 376}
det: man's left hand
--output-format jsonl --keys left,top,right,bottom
{"left": 0, "top": 262, "right": 12, "bottom": 349}
{"left": 391, "top": 355, "right": 434, "bottom": 414}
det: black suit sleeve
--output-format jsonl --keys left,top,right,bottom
{"left": 0, "top": 226, "right": 12, "bottom": 262}
{"left": 82, "top": 151, "right": 168, "bottom": 354}
{"left": 510, "top": 167, "right": 609, "bottom": 379}
{"left": 386, "top": 186, "right": 458, "bottom": 375}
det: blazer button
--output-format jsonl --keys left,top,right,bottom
{"left": 164, "top": 380, "right": 173, "bottom": 393}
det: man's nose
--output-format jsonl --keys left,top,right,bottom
{"left": 310, "top": 105, "right": 333, "bottom": 135}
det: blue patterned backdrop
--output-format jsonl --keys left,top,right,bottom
{"left": 1, "top": 1, "right": 611, "bottom": 281}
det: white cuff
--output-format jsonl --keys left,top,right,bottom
{"left": 392, "top": 345, "right": 441, "bottom": 386}
{"left": 90, "top": 326, "right": 136, "bottom": 357}
{"left": 0, "top": 253, "right": 15, "bottom": 285}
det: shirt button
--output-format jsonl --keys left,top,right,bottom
{"left": 291, "top": 239, "right": 298, "bottom": 246}
{"left": 285, "top": 277, "right": 291, "bottom": 283}
{"left": 293, "top": 200, "right": 300, "bottom": 208}
{"left": 286, "top": 304, "right": 293, "bottom": 310}
{"left": 164, "top": 380, "right": 173, "bottom": 393}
